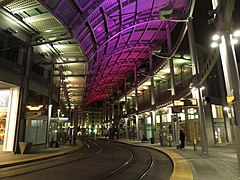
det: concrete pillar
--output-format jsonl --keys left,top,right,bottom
{"left": 15, "top": 46, "right": 33, "bottom": 151}
{"left": 212, "top": 0, "right": 240, "bottom": 171}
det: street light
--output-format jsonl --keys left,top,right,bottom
{"left": 211, "top": 29, "right": 240, "bottom": 48}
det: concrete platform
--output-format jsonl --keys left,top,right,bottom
{"left": 0, "top": 138, "right": 238, "bottom": 180}
{"left": 115, "top": 139, "right": 239, "bottom": 180}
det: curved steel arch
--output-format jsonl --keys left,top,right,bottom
{"left": 39, "top": 0, "right": 190, "bottom": 105}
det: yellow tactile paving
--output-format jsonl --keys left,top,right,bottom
{"left": 157, "top": 148, "right": 193, "bottom": 180}
{"left": 116, "top": 140, "right": 193, "bottom": 180}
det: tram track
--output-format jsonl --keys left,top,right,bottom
{"left": 0, "top": 138, "right": 172, "bottom": 180}
{"left": 99, "top": 140, "right": 157, "bottom": 180}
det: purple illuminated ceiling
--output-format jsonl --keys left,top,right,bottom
{"left": 39, "top": 0, "right": 190, "bottom": 105}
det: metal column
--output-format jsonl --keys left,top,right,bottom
{"left": 188, "top": 17, "right": 209, "bottom": 157}
{"left": 134, "top": 65, "right": 139, "bottom": 141}
{"left": 166, "top": 24, "right": 176, "bottom": 97}
{"left": 149, "top": 52, "right": 157, "bottom": 143}
{"left": 124, "top": 79, "right": 129, "bottom": 139}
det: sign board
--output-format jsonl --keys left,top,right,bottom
{"left": 227, "top": 96, "right": 234, "bottom": 103}
{"left": 172, "top": 107, "right": 182, "bottom": 113}
{"left": 173, "top": 99, "right": 197, "bottom": 107}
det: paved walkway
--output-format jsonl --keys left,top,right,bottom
{"left": 116, "top": 140, "right": 239, "bottom": 180}
{"left": 0, "top": 140, "right": 83, "bottom": 168}
{"left": 0, "top": 139, "right": 239, "bottom": 180}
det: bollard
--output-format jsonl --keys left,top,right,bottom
{"left": 168, "top": 137, "right": 172, "bottom": 147}
{"left": 193, "top": 138, "right": 197, "bottom": 151}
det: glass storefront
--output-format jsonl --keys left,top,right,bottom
{"left": 0, "top": 85, "right": 20, "bottom": 152}
{"left": 25, "top": 118, "right": 47, "bottom": 145}
{"left": 0, "top": 89, "right": 9, "bottom": 145}
{"left": 0, "top": 112, "right": 7, "bottom": 144}
{"left": 211, "top": 104, "right": 226, "bottom": 144}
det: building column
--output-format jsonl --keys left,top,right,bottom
{"left": 134, "top": 65, "right": 139, "bottom": 141}
{"left": 73, "top": 105, "right": 78, "bottom": 144}
{"left": 149, "top": 51, "right": 157, "bottom": 143}
{"left": 185, "top": 107, "right": 190, "bottom": 142}
{"left": 112, "top": 103, "right": 115, "bottom": 121}
{"left": 15, "top": 46, "right": 33, "bottom": 151}
{"left": 212, "top": 0, "right": 240, "bottom": 171}
{"left": 46, "top": 55, "right": 54, "bottom": 146}
{"left": 188, "top": 17, "right": 208, "bottom": 157}
{"left": 124, "top": 79, "right": 129, "bottom": 139}
{"left": 167, "top": 23, "right": 176, "bottom": 145}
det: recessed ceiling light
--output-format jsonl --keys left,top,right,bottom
{"left": 183, "top": 54, "right": 191, "bottom": 60}
{"left": 45, "top": 29, "right": 52, "bottom": 32}
{"left": 174, "top": 54, "right": 181, "bottom": 58}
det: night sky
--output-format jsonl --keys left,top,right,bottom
{"left": 193, "top": 0, "right": 215, "bottom": 46}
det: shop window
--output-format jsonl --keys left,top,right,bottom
{"left": 0, "top": 113, "right": 6, "bottom": 144}
{"left": 146, "top": 117, "right": 151, "bottom": 124}
{"left": 0, "top": 89, "right": 10, "bottom": 146}
{"left": 162, "top": 114, "right": 171, "bottom": 122}
{"left": 156, "top": 115, "right": 160, "bottom": 123}
{"left": 25, "top": 119, "right": 47, "bottom": 145}
{"left": 211, "top": 104, "right": 223, "bottom": 118}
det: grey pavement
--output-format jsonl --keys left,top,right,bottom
{"left": 0, "top": 139, "right": 239, "bottom": 180}
{"left": 122, "top": 140, "right": 240, "bottom": 180}
{"left": 0, "top": 142, "right": 83, "bottom": 168}
{"left": 169, "top": 144, "right": 239, "bottom": 180}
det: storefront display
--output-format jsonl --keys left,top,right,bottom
{"left": 0, "top": 112, "right": 6, "bottom": 144}
{"left": 0, "top": 85, "right": 20, "bottom": 152}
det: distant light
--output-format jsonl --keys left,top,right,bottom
{"left": 232, "top": 38, "right": 238, "bottom": 45}
{"left": 211, "top": 42, "right": 219, "bottom": 48}
{"left": 212, "top": 34, "right": 220, "bottom": 41}
{"left": 233, "top": 30, "right": 240, "bottom": 37}
{"left": 63, "top": 70, "right": 72, "bottom": 75}
{"left": 224, "top": 107, "right": 230, "bottom": 111}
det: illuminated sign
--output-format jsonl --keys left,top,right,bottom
{"left": 173, "top": 99, "right": 197, "bottom": 107}
{"left": 26, "top": 105, "right": 44, "bottom": 111}
{"left": 227, "top": 96, "right": 234, "bottom": 103}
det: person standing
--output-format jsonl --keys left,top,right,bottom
{"left": 179, "top": 130, "right": 185, "bottom": 148}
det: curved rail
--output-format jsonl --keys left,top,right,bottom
{"left": 98, "top": 147, "right": 135, "bottom": 180}
{"left": 137, "top": 150, "right": 155, "bottom": 179}
{"left": 98, "top": 143, "right": 155, "bottom": 180}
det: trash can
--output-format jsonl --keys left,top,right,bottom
{"left": 150, "top": 137, "right": 154, "bottom": 144}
